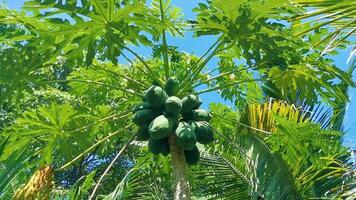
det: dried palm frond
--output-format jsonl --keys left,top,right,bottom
{"left": 13, "top": 165, "right": 54, "bottom": 200}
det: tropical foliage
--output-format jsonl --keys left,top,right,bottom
{"left": 292, "top": 0, "right": 356, "bottom": 54}
{"left": 0, "top": 0, "right": 355, "bottom": 199}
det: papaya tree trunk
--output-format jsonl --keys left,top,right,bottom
{"left": 169, "top": 134, "right": 191, "bottom": 200}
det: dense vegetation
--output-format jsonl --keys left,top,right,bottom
{"left": 0, "top": 0, "right": 355, "bottom": 199}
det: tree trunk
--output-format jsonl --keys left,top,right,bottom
{"left": 169, "top": 134, "right": 191, "bottom": 200}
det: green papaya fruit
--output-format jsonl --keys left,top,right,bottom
{"left": 161, "top": 139, "right": 170, "bottom": 156}
{"left": 183, "top": 109, "right": 212, "bottom": 122}
{"left": 141, "top": 89, "right": 148, "bottom": 101}
{"left": 149, "top": 115, "right": 174, "bottom": 139}
{"left": 175, "top": 122, "right": 196, "bottom": 150}
{"left": 148, "top": 138, "right": 169, "bottom": 155}
{"left": 152, "top": 79, "right": 161, "bottom": 86}
{"left": 132, "top": 109, "right": 160, "bottom": 126}
{"left": 132, "top": 102, "right": 152, "bottom": 113}
{"left": 136, "top": 127, "right": 150, "bottom": 141}
{"left": 181, "top": 95, "right": 200, "bottom": 114}
{"left": 165, "top": 77, "right": 180, "bottom": 96}
{"left": 184, "top": 145, "right": 200, "bottom": 165}
{"left": 193, "top": 97, "right": 202, "bottom": 109}
{"left": 165, "top": 96, "right": 182, "bottom": 117}
{"left": 190, "top": 121, "right": 214, "bottom": 144}
{"left": 145, "top": 86, "right": 168, "bottom": 109}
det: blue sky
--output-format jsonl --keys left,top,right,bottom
{"left": 3, "top": 0, "right": 355, "bottom": 149}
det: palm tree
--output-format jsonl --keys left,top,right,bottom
{"left": 291, "top": 0, "right": 356, "bottom": 54}
{"left": 291, "top": 0, "right": 356, "bottom": 133}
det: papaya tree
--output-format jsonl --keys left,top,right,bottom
{"left": 0, "top": 0, "right": 354, "bottom": 199}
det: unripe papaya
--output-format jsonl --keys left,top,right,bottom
{"left": 181, "top": 95, "right": 200, "bottom": 114}
{"left": 190, "top": 121, "right": 214, "bottom": 144}
{"left": 141, "top": 89, "right": 148, "bottom": 101}
{"left": 148, "top": 138, "right": 169, "bottom": 155}
{"left": 183, "top": 109, "right": 212, "bottom": 122}
{"left": 152, "top": 79, "right": 161, "bottom": 86}
{"left": 149, "top": 115, "right": 174, "bottom": 139}
{"left": 136, "top": 127, "right": 150, "bottom": 141}
{"left": 165, "top": 96, "right": 182, "bottom": 117}
{"left": 184, "top": 145, "right": 200, "bottom": 165}
{"left": 165, "top": 77, "right": 180, "bottom": 96}
{"left": 175, "top": 122, "right": 196, "bottom": 150}
{"left": 132, "top": 109, "right": 160, "bottom": 126}
{"left": 132, "top": 102, "right": 152, "bottom": 113}
{"left": 145, "top": 86, "right": 168, "bottom": 109}
{"left": 193, "top": 97, "right": 202, "bottom": 109}
{"left": 161, "top": 139, "right": 170, "bottom": 156}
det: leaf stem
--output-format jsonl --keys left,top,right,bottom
{"left": 92, "top": 64, "right": 148, "bottom": 88}
{"left": 68, "top": 112, "right": 131, "bottom": 133}
{"left": 211, "top": 113, "right": 271, "bottom": 135}
{"left": 49, "top": 79, "right": 143, "bottom": 98}
{"left": 179, "top": 37, "right": 235, "bottom": 95}
{"left": 159, "top": 0, "right": 170, "bottom": 79}
{"left": 121, "top": 52, "right": 135, "bottom": 65}
{"left": 195, "top": 78, "right": 264, "bottom": 95}
{"left": 56, "top": 124, "right": 133, "bottom": 171}
{"left": 88, "top": 131, "right": 137, "bottom": 200}
{"left": 179, "top": 38, "right": 222, "bottom": 94}
{"left": 198, "top": 66, "right": 221, "bottom": 78}
{"left": 193, "top": 66, "right": 257, "bottom": 88}
{"left": 123, "top": 46, "right": 164, "bottom": 85}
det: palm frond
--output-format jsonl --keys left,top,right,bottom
{"left": 209, "top": 101, "right": 352, "bottom": 199}
{"left": 191, "top": 151, "right": 253, "bottom": 200}
{"left": 267, "top": 117, "right": 352, "bottom": 197}
{"left": 246, "top": 98, "right": 340, "bottom": 131}
{"left": 292, "top": 0, "right": 356, "bottom": 52}
{"left": 0, "top": 145, "right": 31, "bottom": 199}
{"left": 99, "top": 153, "right": 173, "bottom": 200}
{"left": 247, "top": 99, "right": 310, "bottom": 134}
{"left": 205, "top": 114, "right": 303, "bottom": 199}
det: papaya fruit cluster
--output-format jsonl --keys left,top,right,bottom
{"left": 132, "top": 77, "right": 214, "bottom": 165}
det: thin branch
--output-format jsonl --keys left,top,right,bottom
{"left": 313, "top": 18, "right": 355, "bottom": 49}
{"left": 182, "top": 37, "right": 221, "bottom": 80}
{"left": 211, "top": 113, "right": 272, "bottom": 135}
{"left": 295, "top": 10, "right": 356, "bottom": 36}
{"left": 180, "top": 39, "right": 236, "bottom": 95}
{"left": 92, "top": 64, "right": 148, "bottom": 88}
{"left": 57, "top": 124, "right": 133, "bottom": 171}
{"left": 196, "top": 78, "right": 264, "bottom": 94}
{"left": 123, "top": 46, "right": 150, "bottom": 69}
{"left": 198, "top": 66, "right": 221, "bottom": 78}
{"left": 179, "top": 38, "right": 222, "bottom": 94}
{"left": 323, "top": 27, "right": 356, "bottom": 54}
{"left": 121, "top": 52, "right": 135, "bottom": 65}
{"left": 290, "top": 3, "right": 355, "bottom": 21}
{"left": 88, "top": 132, "right": 138, "bottom": 200}
{"left": 159, "top": 0, "right": 170, "bottom": 79}
{"left": 121, "top": 52, "right": 154, "bottom": 84}
{"left": 123, "top": 46, "right": 164, "bottom": 85}
{"left": 49, "top": 79, "right": 143, "bottom": 98}
{"left": 68, "top": 112, "right": 131, "bottom": 133}
{"left": 193, "top": 66, "right": 257, "bottom": 88}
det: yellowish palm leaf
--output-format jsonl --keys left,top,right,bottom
{"left": 247, "top": 99, "right": 309, "bottom": 133}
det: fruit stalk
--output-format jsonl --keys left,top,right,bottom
{"left": 169, "top": 134, "right": 191, "bottom": 200}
